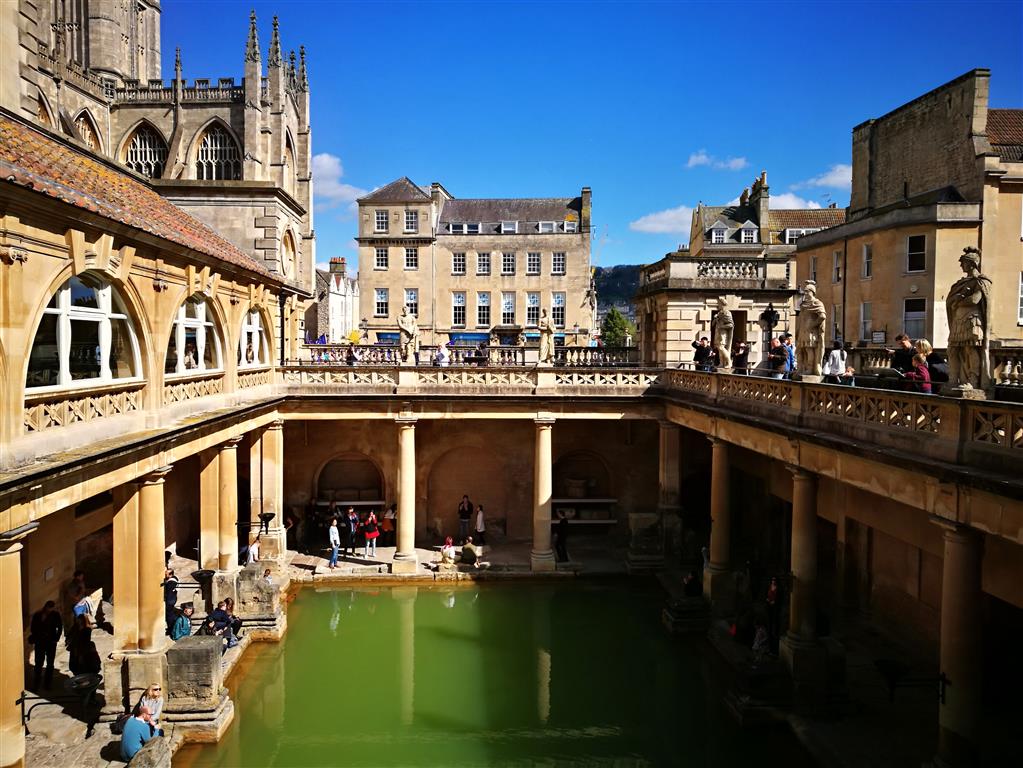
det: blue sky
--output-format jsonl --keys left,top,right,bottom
{"left": 162, "top": 0, "right": 1023, "bottom": 269}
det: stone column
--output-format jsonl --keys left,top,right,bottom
{"left": 198, "top": 449, "right": 220, "bottom": 570}
{"left": 112, "top": 483, "right": 143, "bottom": 652}
{"left": 218, "top": 437, "right": 243, "bottom": 571}
{"left": 138, "top": 467, "right": 172, "bottom": 651}
{"left": 935, "top": 522, "right": 983, "bottom": 767}
{"left": 261, "top": 419, "right": 286, "bottom": 561}
{"left": 531, "top": 416, "right": 556, "bottom": 572}
{"left": 704, "top": 438, "right": 733, "bottom": 613}
{"left": 0, "top": 536, "right": 30, "bottom": 768}
{"left": 248, "top": 428, "right": 264, "bottom": 547}
{"left": 392, "top": 417, "right": 419, "bottom": 575}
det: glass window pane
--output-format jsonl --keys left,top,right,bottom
{"left": 26, "top": 314, "right": 59, "bottom": 387}
{"left": 185, "top": 298, "right": 201, "bottom": 320}
{"left": 165, "top": 330, "right": 179, "bottom": 374}
{"left": 69, "top": 319, "right": 101, "bottom": 380}
{"left": 203, "top": 327, "right": 217, "bottom": 369}
{"left": 109, "top": 318, "right": 136, "bottom": 379}
{"left": 69, "top": 276, "right": 99, "bottom": 309}
{"left": 184, "top": 328, "right": 199, "bottom": 369}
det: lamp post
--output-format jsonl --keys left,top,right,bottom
{"left": 759, "top": 303, "right": 780, "bottom": 363}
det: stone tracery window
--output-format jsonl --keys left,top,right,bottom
{"left": 124, "top": 123, "right": 168, "bottom": 178}
{"left": 165, "top": 296, "right": 223, "bottom": 375}
{"left": 284, "top": 138, "right": 297, "bottom": 196}
{"left": 37, "top": 95, "right": 52, "bottom": 128}
{"left": 194, "top": 124, "right": 241, "bottom": 180}
{"left": 74, "top": 111, "right": 101, "bottom": 151}
{"left": 26, "top": 273, "right": 141, "bottom": 389}
{"left": 238, "top": 309, "right": 270, "bottom": 368}
{"left": 280, "top": 230, "right": 296, "bottom": 279}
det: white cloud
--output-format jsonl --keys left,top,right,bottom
{"left": 770, "top": 192, "right": 822, "bottom": 209}
{"left": 794, "top": 163, "right": 852, "bottom": 189}
{"left": 629, "top": 204, "right": 695, "bottom": 234}
{"left": 686, "top": 149, "right": 748, "bottom": 171}
{"left": 312, "top": 153, "right": 367, "bottom": 214}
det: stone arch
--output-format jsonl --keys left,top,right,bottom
{"left": 283, "top": 130, "right": 297, "bottom": 197}
{"left": 426, "top": 444, "right": 510, "bottom": 540}
{"left": 238, "top": 303, "right": 276, "bottom": 367}
{"left": 36, "top": 91, "right": 54, "bottom": 129}
{"left": 161, "top": 289, "right": 230, "bottom": 375}
{"left": 280, "top": 227, "right": 298, "bottom": 280}
{"left": 117, "top": 119, "right": 170, "bottom": 178}
{"left": 314, "top": 452, "right": 385, "bottom": 503}
{"left": 187, "top": 117, "right": 243, "bottom": 180}
{"left": 553, "top": 449, "right": 613, "bottom": 499}
{"left": 72, "top": 108, "right": 102, "bottom": 152}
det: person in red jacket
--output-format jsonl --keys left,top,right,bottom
{"left": 903, "top": 353, "right": 932, "bottom": 394}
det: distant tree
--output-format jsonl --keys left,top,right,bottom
{"left": 601, "top": 307, "right": 635, "bottom": 347}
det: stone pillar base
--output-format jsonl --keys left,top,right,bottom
{"left": 391, "top": 554, "right": 420, "bottom": 575}
{"left": 163, "top": 636, "right": 234, "bottom": 742}
{"left": 531, "top": 549, "right": 557, "bottom": 572}
{"left": 780, "top": 634, "right": 829, "bottom": 702}
{"left": 100, "top": 648, "right": 169, "bottom": 719}
{"left": 703, "top": 565, "right": 735, "bottom": 617}
{"left": 945, "top": 385, "right": 987, "bottom": 400}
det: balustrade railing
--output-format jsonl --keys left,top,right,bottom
{"left": 554, "top": 347, "right": 639, "bottom": 367}
{"left": 695, "top": 259, "right": 762, "bottom": 280}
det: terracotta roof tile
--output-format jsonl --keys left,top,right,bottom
{"left": 988, "top": 109, "right": 1023, "bottom": 145}
{"left": 0, "top": 114, "right": 273, "bottom": 279}
{"left": 768, "top": 208, "right": 847, "bottom": 230}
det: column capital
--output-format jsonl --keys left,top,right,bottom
{"left": 658, "top": 418, "right": 679, "bottom": 430}
{"left": 0, "top": 521, "right": 39, "bottom": 547}
{"left": 221, "top": 436, "right": 244, "bottom": 449}
{"left": 534, "top": 415, "right": 556, "bottom": 427}
{"left": 707, "top": 435, "right": 727, "bottom": 447}
{"left": 139, "top": 466, "right": 173, "bottom": 486}
{"left": 786, "top": 464, "right": 815, "bottom": 481}
{"left": 395, "top": 415, "right": 418, "bottom": 426}
{"left": 266, "top": 418, "right": 285, "bottom": 431}
{"left": 929, "top": 515, "right": 983, "bottom": 542}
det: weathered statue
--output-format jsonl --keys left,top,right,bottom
{"left": 396, "top": 305, "right": 420, "bottom": 364}
{"left": 515, "top": 332, "right": 526, "bottom": 347}
{"left": 796, "top": 280, "right": 826, "bottom": 377}
{"left": 710, "top": 297, "right": 734, "bottom": 369}
{"left": 946, "top": 247, "right": 991, "bottom": 391}
{"left": 537, "top": 308, "right": 555, "bottom": 364}
{"left": 581, "top": 270, "right": 598, "bottom": 330}
{"left": 489, "top": 330, "right": 500, "bottom": 347}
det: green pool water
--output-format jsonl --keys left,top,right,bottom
{"left": 176, "top": 580, "right": 814, "bottom": 767}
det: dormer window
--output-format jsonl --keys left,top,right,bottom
{"left": 711, "top": 227, "right": 726, "bottom": 244}
{"left": 466, "top": 223, "right": 480, "bottom": 235}
{"left": 785, "top": 228, "right": 820, "bottom": 244}
{"left": 501, "top": 221, "right": 518, "bottom": 234}
{"left": 564, "top": 220, "right": 578, "bottom": 233}
{"left": 450, "top": 223, "right": 465, "bottom": 234}
{"left": 539, "top": 221, "right": 555, "bottom": 234}
{"left": 741, "top": 229, "right": 757, "bottom": 244}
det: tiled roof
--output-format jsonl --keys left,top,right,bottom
{"left": 439, "top": 197, "right": 580, "bottom": 224}
{"left": 987, "top": 108, "right": 1023, "bottom": 161}
{"left": 0, "top": 114, "right": 272, "bottom": 278}
{"left": 768, "top": 208, "right": 847, "bottom": 229}
{"left": 358, "top": 177, "right": 430, "bottom": 203}
{"left": 700, "top": 204, "right": 758, "bottom": 230}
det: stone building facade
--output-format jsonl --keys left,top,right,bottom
{"left": 636, "top": 173, "right": 845, "bottom": 366}
{"left": 796, "top": 69, "right": 1023, "bottom": 354}
{"left": 307, "top": 257, "right": 360, "bottom": 344}
{"left": 356, "top": 177, "right": 593, "bottom": 347}
{"left": 0, "top": 2, "right": 314, "bottom": 300}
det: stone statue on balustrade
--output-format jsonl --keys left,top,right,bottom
{"left": 795, "top": 280, "right": 826, "bottom": 379}
{"left": 946, "top": 247, "right": 992, "bottom": 395}
{"left": 710, "top": 297, "right": 734, "bottom": 370}
{"left": 396, "top": 305, "right": 420, "bottom": 365}
{"left": 537, "top": 309, "right": 555, "bottom": 365}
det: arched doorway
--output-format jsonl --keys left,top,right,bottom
{"left": 315, "top": 454, "right": 384, "bottom": 505}
{"left": 427, "top": 446, "right": 510, "bottom": 541}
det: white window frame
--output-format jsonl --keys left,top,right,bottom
{"left": 477, "top": 252, "right": 491, "bottom": 276}
{"left": 450, "top": 223, "right": 465, "bottom": 235}
{"left": 374, "top": 210, "right": 388, "bottom": 233}
{"left": 564, "top": 220, "right": 578, "bottom": 233}
{"left": 452, "top": 292, "right": 466, "bottom": 327}
{"left": 404, "top": 210, "right": 419, "bottom": 233}
{"left": 466, "top": 223, "right": 480, "bottom": 235}
{"left": 527, "top": 252, "right": 541, "bottom": 275}
{"left": 166, "top": 296, "right": 223, "bottom": 377}
{"left": 832, "top": 250, "right": 842, "bottom": 283}
{"left": 501, "top": 292, "right": 515, "bottom": 325}
{"left": 26, "top": 275, "right": 142, "bottom": 391}
{"left": 741, "top": 227, "right": 757, "bottom": 244}
{"left": 539, "top": 221, "right": 556, "bottom": 234}
{"left": 374, "top": 288, "right": 389, "bottom": 317}
{"left": 405, "top": 247, "right": 418, "bottom": 270}
{"left": 860, "top": 302, "right": 872, "bottom": 341}
{"left": 552, "top": 292, "right": 566, "bottom": 328}
{"left": 374, "top": 247, "right": 388, "bottom": 270}
{"left": 711, "top": 227, "right": 726, "bottom": 244}
{"left": 526, "top": 292, "right": 540, "bottom": 327}
{"left": 501, "top": 252, "right": 516, "bottom": 275}
{"left": 477, "top": 292, "right": 491, "bottom": 327}
{"left": 238, "top": 309, "right": 269, "bottom": 368}
{"left": 904, "top": 297, "right": 927, "bottom": 339}
{"left": 861, "top": 243, "right": 873, "bottom": 279}
{"left": 452, "top": 252, "right": 466, "bottom": 275}
{"left": 552, "top": 252, "right": 566, "bottom": 276}
{"left": 809, "top": 255, "right": 818, "bottom": 283}
{"left": 907, "top": 234, "right": 926, "bottom": 273}
{"left": 404, "top": 288, "right": 419, "bottom": 317}
{"left": 501, "top": 221, "right": 518, "bottom": 234}
{"left": 831, "top": 304, "right": 842, "bottom": 342}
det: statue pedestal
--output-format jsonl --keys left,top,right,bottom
{"left": 945, "top": 385, "right": 987, "bottom": 400}
{"left": 716, "top": 367, "right": 733, "bottom": 375}
{"left": 535, "top": 361, "right": 553, "bottom": 369}
{"left": 795, "top": 374, "right": 822, "bottom": 384}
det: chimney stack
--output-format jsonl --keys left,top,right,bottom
{"left": 329, "top": 256, "right": 346, "bottom": 275}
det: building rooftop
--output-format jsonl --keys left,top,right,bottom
{"left": 358, "top": 177, "right": 430, "bottom": 203}
{"left": 0, "top": 113, "right": 272, "bottom": 278}
{"left": 987, "top": 108, "right": 1023, "bottom": 162}
{"left": 438, "top": 197, "right": 581, "bottom": 224}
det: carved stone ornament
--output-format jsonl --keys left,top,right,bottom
{"left": 0, "top": 245, "right": 28, "bottom": 265}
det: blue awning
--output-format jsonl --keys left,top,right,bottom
{"left": 375, "top": 332, "right": 399, "bottom": 344}
{"left": 448, "top": 332, "right": 489, "bottom": 344}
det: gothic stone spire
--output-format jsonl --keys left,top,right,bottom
{"left": 288, "top": 49, "right": 297, "bottom": 85}
{"left": 245, "top": 10, "right": 260, "bottom": 63}
{"left": 299, "top": 45, "right": 309, "bottom": 91}
{"left": 268, "top": 15, "right": 282, "bottom": 68}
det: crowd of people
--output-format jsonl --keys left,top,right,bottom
{"left": 691, "top": 331, "right": 949, "bottom": 394}
{"left": 325, "top": 502, "right": 397, "bottom": 568}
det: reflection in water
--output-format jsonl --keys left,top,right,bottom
{"left": 177, "top": 582, "right": 815, "bottom": 768}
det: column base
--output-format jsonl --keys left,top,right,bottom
{"left": 100, "top": 646, "right": 170, "bottom": 718}
{"left": 391, "top": 553, "right": 420, "bottom": 575}
{"left": 531, "top": 549, "right": 557, "bottom": 572}
{"left": 703, "top": 564, "right": 735, "bottom": 617}
{"left": 163, "top": 636, "right": 234, "bottom": 741}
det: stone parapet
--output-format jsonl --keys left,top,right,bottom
{"left": 163, "top": 636, "right": 235, "bottom": 742}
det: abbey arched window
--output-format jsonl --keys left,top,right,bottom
{"left": 280, "top": 230, "right": 296, "bottom": 279}
{"left": 37, "top": 95, "right": 52, "bottom": 128}
{"left": 26, "top": 273, "right": 141, "bottom": 389}
{"left": 124, "top": 124, "right": 168, "bottom": 178}
{"left": 194, "top": 124, "right": 241, "bottom": 180}
{"left": 74, "top": 111, "right": 100, "bottom": 152}
{"left": 238, "top": 310, "right": 269, "bottom": 368}
{"left": 165, "top": 296, "right": 222, "bottom": 375}
{"left": 284, "top": 139, "right": 297, "bottom": 196}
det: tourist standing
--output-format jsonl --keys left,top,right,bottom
{"left": 474, "top": 504, "right": 486, "bottom": 547}
{"left": 346, "top": 507, "right": 360, "bottom": 558}
{"left": 363, "top": 510, "right": 380, "bottom": 558}
{"left": 382, "top": 504, "right": 397, "bottom": 547}
{"left": 246, "top": 534, "right": 260, "bottom": 565}
{"left": 691, "top": 337, "right": 712, "bottom": 371}
{"left": 887, "top": 334, "right": 915, "bottom": 373}
{"left": 768, "top": 338, "right": 788, "bottom": 379}
{"left": 457, "top": 495, "right": 473, "bottom": 544}
{"left": 120, "top": 705, "right": 154, "bottom": 762}
{"left": 161, "top": 568, "right": 178, "bottom": 637}
{"left": 733, "top": 341, "right": 750, "bottom": 374}
{"left": 904, "top": 354, "right": 933, "bottom": 394}
{"left": 783, "top": 333, "right": 796, "bottom": 373}
{"left": 915, "top": 339, "right": 949, "bottom": 384}
{"left": 327, "top": 518, "right": 340, "bottom": 569}
{"left": 29, "top": 600, "right": 62, "bottom": 689}
{"left": 823, "top": 341, "right": 847, "bottom": 384}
